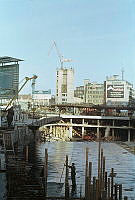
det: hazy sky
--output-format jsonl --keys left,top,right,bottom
{"left": 0, "top": 0, "right": 135, "bottom": 94}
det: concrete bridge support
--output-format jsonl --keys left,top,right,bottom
{"left": 97, "top": 120, "right": 100, "bottom": 139}
{"left": 69, "top": 126, "right": 73, "bottom": 138}
{"left": 112, "top": 129, "right": 115, "bottom": 141}
{"left": 112, "top": 120, "right": 115, "bottom": 140}
{"left": 82, "top": 119, "right": 85, "bottom": 138}
{"left": 128, "top": 121, "right": 131, "bottom": 142}
{"left": 69, "top": 119, "right": 73, "bottom": 138}
{"left": 82, "top": 126, "right": 84, "bottom": 139}
{"left": 49, "top": 125, "right": 52, "bottom": 134}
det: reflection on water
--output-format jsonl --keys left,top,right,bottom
{"left": 37, "top": 141, "right": 135, "bottom": 198}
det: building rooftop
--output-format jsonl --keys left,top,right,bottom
{"left": 0, "top": 56, "right": 23, "bottom": 65}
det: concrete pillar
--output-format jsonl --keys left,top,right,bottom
{"left": 112, "top": 120, "right": 115, "bottom": 141}
{"left": 69, "top": 126, "right": 72, "bottom": 138}
{"left": 112, "top": 129, "right": 115, "bottom": 141}
{"left": 82, "top": 118, "right": 85, "bottom": 139}
{"left": 97, "top": 120, "right": 100, "bottom": 139}
{"left": 55, "top": 126, "right": 58, "bottom": 137}
{"left": 53, "top": 126, "right": 55, "bottom": 137}
{"left": 82, "top": 126, "right": 84, "bottom": 139}
{"left": 128, "top": 129, "right": 131, "bottom": 142}
{"left": 69, "top": 118, "right": 73, "bottom": 138}
{"left": 82, "top": 118, "right": 84, "bottom": 124}
{"left": 55, "top": 126, "right": 56, "bottom": 137}
{"left": 128, "top": 121, "right": 131, "bottom": 142}
{"left": 60, "top": 126, "right": 63, "bottom": 138}
{"left": 50, "top": 125, "right": 52, "bottom": 134}
{"left": 73, "top": 107, "right": 76, "bottom": 115}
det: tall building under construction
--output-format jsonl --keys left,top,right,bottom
{"left": 56, "top": 67, "right": 74, "bottom": 104}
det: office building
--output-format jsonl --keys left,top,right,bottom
{"left": 84, "top": 79, "right": 104, "bottom": 105}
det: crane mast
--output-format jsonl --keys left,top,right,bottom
{"left": 48, "top": 41, "right": 72, "bottom": 68}
{"left": 5, "top": 75, "right": 38, "bottom": 111}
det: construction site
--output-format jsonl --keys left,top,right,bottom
{"left": 0, "top": 56, "right": 135, "bottom": 199}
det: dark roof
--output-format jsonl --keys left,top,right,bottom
{"left": 0, "top": 56, "right": 23, "bottom": 64}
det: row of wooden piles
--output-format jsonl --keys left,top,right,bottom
{"left": 4, "top": 141, "right": 132, "bottom": 200}
{"left": 84, "top": 142, "right": 129, "bottom": 200}
{"left": 43, "top": 145, "right": 131, "bottom": 200}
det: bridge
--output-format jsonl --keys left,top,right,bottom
{"left": 0, "top": 115, "right": 62, "bottom": 151}
{"left": 42, "top": 114, "right": 135, "bottom": 142}
{"left": 50, "top": 103, "right": 135, "bottom": 116}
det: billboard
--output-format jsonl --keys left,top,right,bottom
{"left": 0, "top": 64, "right": 19, "bottom": 99}
{"left": 107, "top": 84, "right": 124, "bottom": 98}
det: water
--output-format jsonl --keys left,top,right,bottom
{"left": 0, "top": 150, "right": 6, "bottom": 200}
{"left": 37, "top": 141, "right": 135, "bottom": 199}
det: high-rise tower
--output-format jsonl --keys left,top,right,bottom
{"left": 56, "top": 67, "right": 74, "bottom": 104}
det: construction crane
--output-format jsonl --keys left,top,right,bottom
{"left": 5, "top": 75, "right": 38, "bottom": 111}
{"left": 48, "top": 41, "right": 72, "bottom": 68}
{"left": 31, "top": 74, "right": 37, "bottom": 95}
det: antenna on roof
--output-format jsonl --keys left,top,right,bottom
{"left": 121, "top": 68, "right": 124, "bottom": 80}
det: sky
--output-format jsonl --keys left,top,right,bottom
{"left": 0, "top": 0, "right": 135, "bottom": 94}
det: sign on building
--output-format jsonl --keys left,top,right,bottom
{"left": 107, "top": 84, "right": 124, "bottom": 98}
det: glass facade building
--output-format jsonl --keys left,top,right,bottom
{"left": 0, "top": 64, "right": 19, "bottom": 99}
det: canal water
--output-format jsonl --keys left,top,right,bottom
{"left": 0, "top": 149, "right": 6, "bottom": 200}
{"left": 37, "top": 141, "right": 135, "bottom": 199}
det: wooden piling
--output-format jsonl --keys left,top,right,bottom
{"left": 103, "top": 156, "right": 105, "bottom": 182}
{"left": 114, "top": 184, "right": 118, "bottom": 200}
{"left": 119, "top": 184, "right": 122, "bottom": 200}
{"left": 25, "top": 145, "right": 28, "bottom": 162}
{"left": 124, "top": 196, "right": 128, "bottom": 200}
{"left": 96, "top": 179, "right": 100, "bottom": 200}
{"left": 89, "top": 162, "right": 92, "bottom": 184}
{"left": 107, "top": 178, "right": 110, "bottom": 199}
{"left": 97, "top": 135, "right": 101, "bottom": 200}
{"left": 105, "top": 172, "right": 107, "bottom": 192}
{"left": 93, "top": 177, "right": 96, "bottom": 200}
{"left": 102, "top": 190, "right": 107, "bottom": 200}
{"left": 101, "top": 148, "right": 103, "bottom": 180}
{"left": 85, "top": 148, "right": 89, "bottom": 199}
{"left": 87, "top": 162, "right": 92, "bottom": 200}
{"left": 111, "top": 168, "right": 114, "bottom": 199}
{"left": 65, "top": 155, "right": 69, "bottom": 199}
{"left": 100, "top": 148, "right": 103, "bottom": 195}
{"left": 44, "top": 148, "right": 48, "bottom": 198}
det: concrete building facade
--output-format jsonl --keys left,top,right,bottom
{"left": 33, "top": 90, "right": 51, "bottom": 106}
{"left": 84, "top": 80, "right": 104, "bottom": 105}
{"left": 74, "top": 86, "right": 84, "bottom": 100}
{"left": 56, "top": 67, "right": 74, "bottom": 104}
{"left": 105, "top": 75, "right": 135, "bottom": 106}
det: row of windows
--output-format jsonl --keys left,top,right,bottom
{"left": 88, "top": 99, "right": 103, "bottom": 103}
{"left": 86, "top": 86, "right": 103, "bottom": 90}
{"left": 87, "top": 95, "right": 103, "bottom": 98}
{"left": 87, "top": 91, "right": 103, "bottom": 94}
{"left": 62, "top": 98, "right": 67, "bottom": 101}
